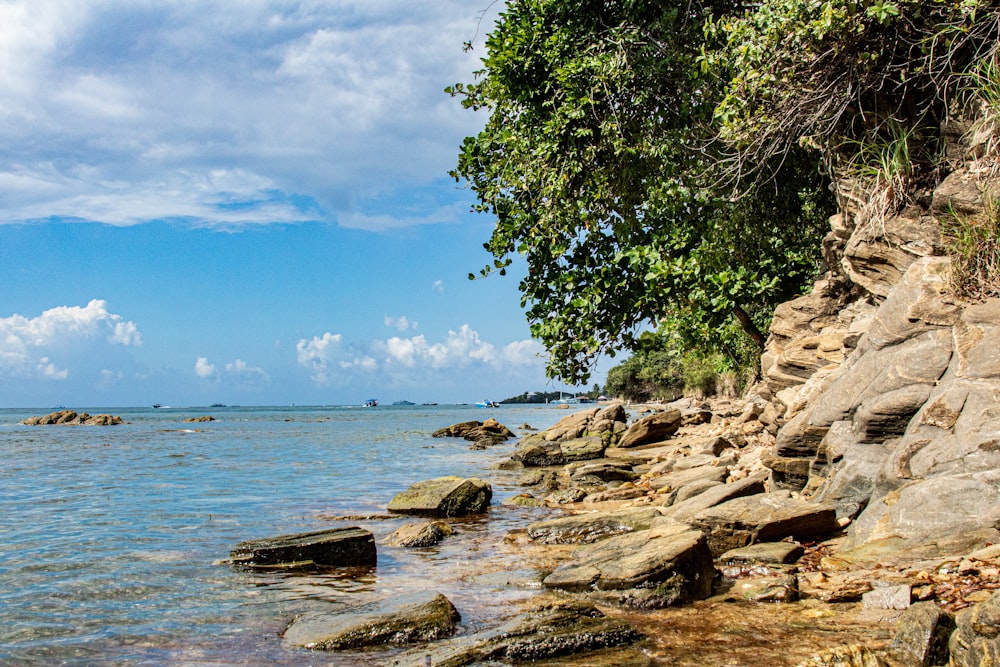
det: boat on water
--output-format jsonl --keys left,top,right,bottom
{"left": 362, "top": 399, "right": 378, "bottom": 407}
{"left": 475, "top": 400, "right": 500, "bottom": 408}
{"left": 391, "top": 400, "right": 415, "bottom": 406}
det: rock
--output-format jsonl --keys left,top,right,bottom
{"left": 842, "top": 470, "right": 1000, "bottom": 562}
{"left": 561, "top": 435, "right": 607, "bottom": 461}
{"left": 658, "top": 469, "right": 765, "bottom": 519}
{"left": 950, "top": 590, "right": 1000, "bottom": 666}
{"left": 583, "top": 484, "right": 649, "bottom": 503}
{"left": 384, "top": 520, "right": 454, "bottom": 547}
{"left": 796, "top": 644, "right": 899, "bottom": 667}
{"left": 387, "top": 476, "right": 492, "bottom": 517}
{"left": 862, "top": 584, "right": 912, "bottom": 611}
{"left": 617, "top": 409, "right": 683, "bottom": 448}
{"left": 689, "top": 492, "right": 839, "bottom": 557}
{"left": 512, "top": 441, "right": 565, "bottom": 467}
{"left": 230, "top": 527, "right": 376, "bottom": 569}
{"left": 81, "top": 413, "right": 123, "bottom": 425}
{"left": 397, "top": 599, "right": 645, "bottom": 666}
{"left": 547, "top": 487, "right": 589, "bottom": 504}
{"left": 542, "top": 520, "right": 715, "bottom": 607}
{"left": 648, "top": 463, "right": 730, "bottom": 493}
{"left": 527, "top": 507, "right": 663, "bottom": 545}
{"left": 183, "top": 415, "right": 215, "bottom": 423}
{"left": 720, "top": 541, "right": 804, "bottom": 565}
{"left": 504, "top": 493, "right": 548, "bottom": 507}
{"left": 433, "top": 418, "right": 514, "bottom": 446}
{"left": 729, "top": 574, "right": 800, "bottom": 603}
{"left": 671, "top": 480, "right": 724, "bottom": 504}
{"left": 283, "top": 591, "right": 460, "bottom": 650}
{"left": 20, "top": 410, "right": 123, "bottom": 426}
{"left": 888, "top": 601, "right": 954, "bottom": 666}
{"left": 517, "top": 469, "right": 558, "bottom": 489}
{"left": 569, "top": 460, "right": 637, "bottom": 483}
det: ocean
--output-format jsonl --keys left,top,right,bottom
{"left": 0, "top": 404, "right": 572, "bottom": 665}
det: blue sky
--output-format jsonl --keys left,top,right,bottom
{"left": 0, "top": 1, "right": 606, "bottom": 408}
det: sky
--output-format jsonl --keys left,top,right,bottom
{"left": 0, "top": 1, "right": 607, "bottom": 408}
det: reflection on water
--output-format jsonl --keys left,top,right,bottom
{"left": 0, "top": 404, "right": 570, "bottom": 665}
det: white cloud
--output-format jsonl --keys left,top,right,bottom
{"left": 432, "top": 280, "right": 445, "bottom": 294}
{"left": 296, "top": 332, "right": 343, "bottom": 384}
{"left": 297, "top": 323, "right": 547, "bottom": 390}
{"left": 378, "top": 325, "right": 499, "bottom": 369}
{"left": 0, "top": 2, "right": 500, "bottom": 229}
{"left": 0, "top": 299, "right": 141, "bottom": 379}
{"left": 224, "top": 358, "right": 268, "bottom": 381}
{"left": 194, "top": 356, "right": 217, "bottom": 379}
{"left": 36, "top": 356, "right": 68, "bottom": 380}
{"left": 384, "top": 315, "right": 417, "bottom": 332}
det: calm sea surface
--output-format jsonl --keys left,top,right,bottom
{"left": 0, "top": 404, "right": 572, "bottom": 666}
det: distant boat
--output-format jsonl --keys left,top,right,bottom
{"left": 475, "top": 400, "right": 499, "bottom": 408}
{"left": 392, "top": 400, "right": 415, "bottom": 406}
{"left": 152, "top": 404, "right": 164, "bottom": 409}
{"left": 362, "top": 399, "right": 378, "bottom": 408}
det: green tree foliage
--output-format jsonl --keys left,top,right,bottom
{"left": 714, "top": 0, "right": 999, "bottom": 176}
{"left": 603, "top": 332, "right": 684, "bottom": 402}
{"left": 450, "top": 0, "right": 833, "bottom": 385}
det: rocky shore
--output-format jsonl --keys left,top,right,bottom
{"left": 226, "top": 128, "right": 1000, "bottom": 664}
{"left": 225, "top": 398, "right": 1000, "bottom": 665}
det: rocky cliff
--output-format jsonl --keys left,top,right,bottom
{"left": 760, "top": 121, "right": 1000, "bottom": 564}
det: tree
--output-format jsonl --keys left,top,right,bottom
{"left": 451, "top": 0, "right": 833, "bottom": 385}
{"left": 713, "top": 0, "right": 999, "bottom": 180}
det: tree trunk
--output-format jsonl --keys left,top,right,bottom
{"left": 733, "top": 305, "right": 767, "bottom": 350}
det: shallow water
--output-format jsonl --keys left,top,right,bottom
{"left": 0, "top": 404, "right": 571, "bottom": 665}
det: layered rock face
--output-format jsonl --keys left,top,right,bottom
{"left": 761, "top": 136, "right": 1000, "bottom": 562}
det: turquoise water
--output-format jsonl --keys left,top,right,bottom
{"left": 0, "top": 404, "right": 570, "bottom": 665}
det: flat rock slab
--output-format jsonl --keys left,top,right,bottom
{"left": 230, "top": 527, "right": 376, "bottom": 569}
{"left": 542, "top": 520, "right": 715, "bottom": 606}
{"left": 561, "top": 436, "right": 607, "bottom": 461}
{"left": 387, "top": 476, "right": 492, "bottom": 517}
{"left": 393, "top": 599, "right": 645, "bottom": 666}
{"left": 662, "top": 471, "right": 768, "bottom": 522}
{"left": 720, "top": 541, "right": 804, "bottom": 565}
{"left": 862, "top": 584, "right": 912, "bottom": 611}
{"left": 283, "top": 591, "right": 460, "bottom": 650}
{"left": 689, "top": 492, "right": 839, "bottom": 557}
{"left": 569, "top": 460, "right": 637, "bottom": 483}
{"left": 648, "top": 463, "right": 730, "bottom": 492}
{"left": 527, "top": 507, "right": 663, "bottom": 545}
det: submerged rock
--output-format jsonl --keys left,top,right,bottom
{"left": 283, "top": 591, "right": 460, "bottom": 650}
{"left": 229, "top": 527, "right": 376, "bottom": 569}
{"left": 384, "top": 520, "right": 454, "bottom": 548}
{"left": 527, "top": 507, "right": 662, "bottom": 545}
{"left": 387, "top": 476, "right": 492, "bottom": 517}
